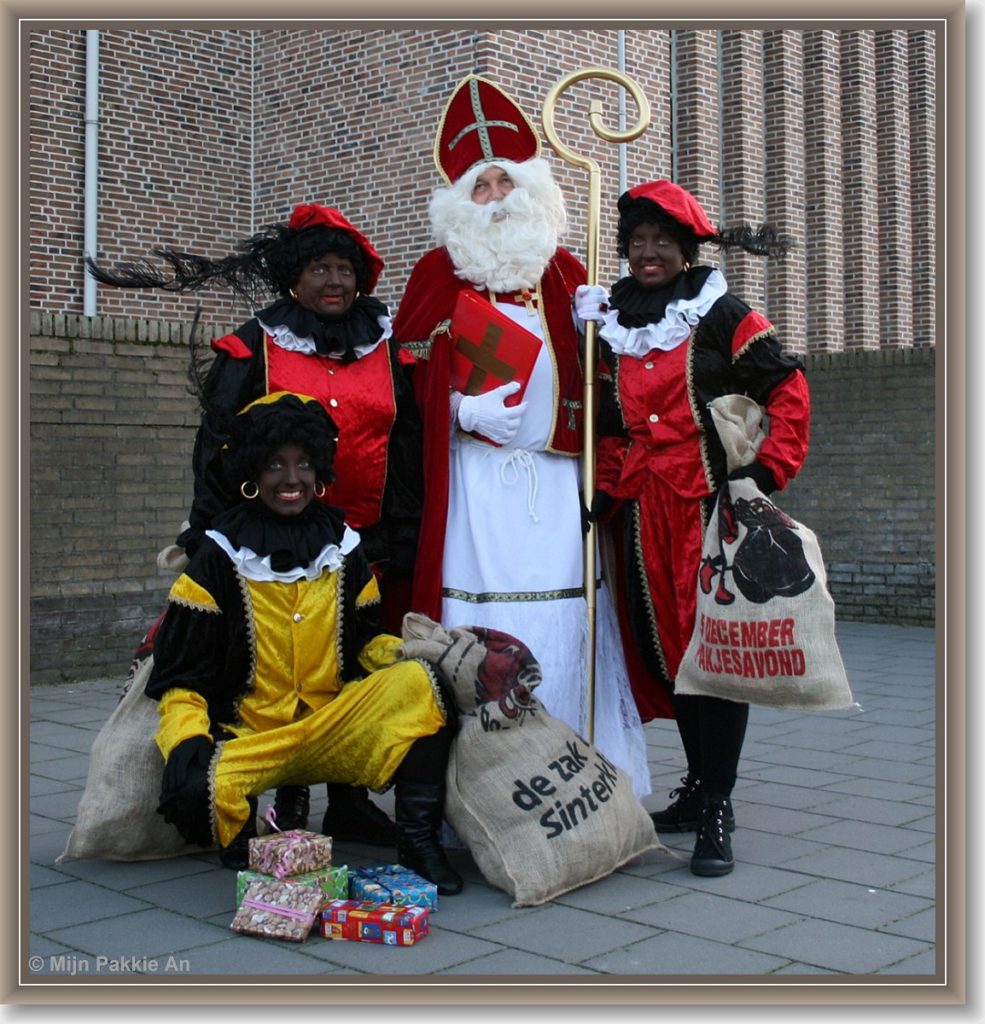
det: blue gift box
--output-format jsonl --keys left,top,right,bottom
{"left": 348, "top": 863, "right": 438, "bottom": 911}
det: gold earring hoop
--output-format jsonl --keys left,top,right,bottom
{"left": 313, "top": 481, "right": 327, "bottom": 499}
{"left": 289, "top": 288, "right": 300, "bottom": 301}
{"left": 240, "top": 481, "right": 259, "bottom": 500}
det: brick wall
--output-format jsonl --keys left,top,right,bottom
{"left": 29, "top": 313, "right": 234, "bottom": 684}
{"left": 27, "top": 26, "right": 940, "bottom": 681}
{"left": 30, "top": 26, "right": 937, "bottom": 354}
{"left": 780, "top": 347, "right": 936, "bottom": 625}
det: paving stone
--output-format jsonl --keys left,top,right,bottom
{"left": 29, "top": 864, "right": 74, "bottom": 890}
{"left": 618, "top": 889, "right": 801, "bottom": 944}
{"left": 878, "top": 906, "right": 936, "bottom": 942}
{"left": 814, "top": 777, "right": 936, "bottom": 802}
{"left": 761, "top": 878, "right": 933, "bottom": 929}
{"left": 736, "top": 780, "right": 842, "bottom": 811}
{"left": 737, "top": 805, "right": 841, "bottom": 836}
{"left": 552, "top": 866, "right": 692, "bottom": 915}
{"left": 153, "top": 938, "right": 339, "bottom": 976}
{"left": 301, "top": 926, "right": 507, "bottom": 973}
{"left": 469, "top": 904, "right": 660, "bottom": 962}
{"left": 730, "top": 829, "right": 831, "bottom": 868}
{"left": 888, "top": 870, "right": 936, "bottom": 899}
{"left": 29, "top": 754, "right": 91, "bottom": 783}
{"left": 796, "top": 820, "right": 936, "bottom": 855}
{"left": 807, "top": 794, "right": 931, "bottom": 827}
{"left": 29, "top": 775, "right": 79, "bottom": 798}
{"left": 49, "top": 908, "right": 233, "bottom": 963}
{"left": 779, "top": 846, "right": 934, "bottom": 889}
{"left": 819, "top": 757, "right": 933, "bottom": 786}
{"left": 582, "top": 930, "right": 790, "bottom": 975}
{"left": 741, "top": 919, "right": 932, "bottom": 974}
{"left": 877, "top": 948, "right": 939, "bottom": 975}
{"left": 125, "top": 869, "right": 240, "bottom": 918}
{"left": 755, "top": 729, "right": 875, "bottom": 753}
{"left": 441, "top": 949, "right": 603, "bottom": 973}
{"left": 837, "top": 740, "right": 936, "bottom": 763}
{"left": 30, "top": 789, "right": 85, "bottom": 822}
{"left": 30, "top": 879, "right": 154, "bottom": 931}
{"left": 56, "top": 855, "right": 218, "bottom": 889}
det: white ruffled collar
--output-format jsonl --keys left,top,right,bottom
{"left": 256, "top": 315, "right": 392, "bottom": 360}
{"left": 598, "top": 269, "right": 727, "bottom": 357}
{"left": 207, "top": 523, "right": 361, "bottom": 583}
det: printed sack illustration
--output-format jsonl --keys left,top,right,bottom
{"left": 676, "top": 472, "right": 857, "bottom": 710}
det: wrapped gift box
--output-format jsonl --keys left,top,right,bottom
{"left": 247, "top": 829, "right": 332, "bottom": 879}
{"left": 349, "top": 863, "right": 438, "bottom": 911}
{"left": 236, "top": 864, "right": 348, "bottom": 907}
{"left": 320, "top": 899, "right": 430, "bottom": 946}
{"left": 230, "top": 878, "right": 323, "bottom": 942}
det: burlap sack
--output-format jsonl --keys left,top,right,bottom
{"left": 399, "top": 614, "right": 664, "bottom": 907}
{"left": 675, "top": 478, "right": 859, "bottom": 711}
{"left": 56, "top": 653, "right": 214, "bottom": 863}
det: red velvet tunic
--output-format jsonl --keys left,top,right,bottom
{"left": 265, "top": 338, "right": 396, "bottom": 530}
{"left": 596, "top": 286, "right": 810, "bottom": 720}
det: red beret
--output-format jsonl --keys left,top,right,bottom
{"left": 287, "top": 204, "right": 384, "bottom": 293}
{"left": 621, "top": 180, "right": 717, "bottom": 240}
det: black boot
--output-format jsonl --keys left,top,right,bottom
{"left": 321, "top": 784, "right": 397, "bottom": 846}
{"left": 394, "top": 781, "right": 463, "bottom": 896}
{"left": 272, "top": 785, "right": 310, "bottom": 832}
{"left": 690, "top": 796, "right": 735, "bottom": 877}
{"left": 219, "top": 796, "right": 258, "bottom": 870}
{"left": 650, "top": 774, "right": 735, "bottom": 834}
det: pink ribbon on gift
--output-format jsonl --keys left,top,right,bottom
{"left": 241, "top": 897, "right": 314, "bottom": 922}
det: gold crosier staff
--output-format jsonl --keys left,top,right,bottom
{"left": 542, "top": 69, "right": 650, "bottom": 742}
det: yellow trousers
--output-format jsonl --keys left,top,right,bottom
{"left": 211, "top": 659, "right": 445, "bottom": 847}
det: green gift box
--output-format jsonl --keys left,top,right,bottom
{"left": 236, "top": 864, "right": 349, "bottom": 907}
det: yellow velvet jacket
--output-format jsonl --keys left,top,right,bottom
{"left": 145, "top": 525, "right": 402, "bottom": 760}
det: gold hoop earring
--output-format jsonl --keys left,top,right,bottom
{"left": 682, "top": 260, "right": 691, "bottom": 272}
{"left": 240, "top": 481, "right": 259, "bottom": 500}
{"left": 314, "top": 481, "right": 327, "bottom": 499}
{"left": 289, "top": 288, "right": 300, "bottom": 301}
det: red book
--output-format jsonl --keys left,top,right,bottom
{"left": 449, "top": 290, "right": 542, "bottom": 445}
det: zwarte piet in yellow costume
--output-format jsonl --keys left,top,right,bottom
{"left": 145, "top": 391, "right": 462, "bottom": 894}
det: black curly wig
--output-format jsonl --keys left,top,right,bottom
{"left": 222, "top": 394, "right": 340, "bottom": 493}
{"left": 616, "top": 194, "right": 792, "bottom": 265}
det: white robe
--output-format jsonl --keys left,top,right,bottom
{"left": 440, "top": 299, "right": 651, "bottom": 798}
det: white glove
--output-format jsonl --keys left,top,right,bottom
{"left": 456, "top": 381, "right": 526, "bottom": 445}
{"left": 574, "top": 283, "right": 609, "bottom": 323}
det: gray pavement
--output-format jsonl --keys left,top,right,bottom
{"left": 26, "top": 620, "right": 937, "bottom": 981}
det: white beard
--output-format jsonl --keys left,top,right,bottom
{"left": 429, "top": 159, "right": 566, "bottom": 293}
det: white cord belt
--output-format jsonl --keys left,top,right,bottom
{"left": 498, "top": 448, "right": 540, "bottom": 522}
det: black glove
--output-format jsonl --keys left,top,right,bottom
{"left": 157, "top": 735, "right": 215, "bottom": 847}
{"left": 728, "top": 461, "right": 778, "bottom": 496}
{"left": 591, "top": 490, "right": 615, "bottom": 520}
{"left": 176, "top": 526, "right": 203, "bottom": 559}
{"left": 581, "top": 490, "right": 615, "bottom": 535}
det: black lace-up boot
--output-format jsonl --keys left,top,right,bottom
{"left": 690, "top": 795, "right": 735, "bottom": 876}
{"left": 650, "top": 774, "right": 735, "bottom": 834}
